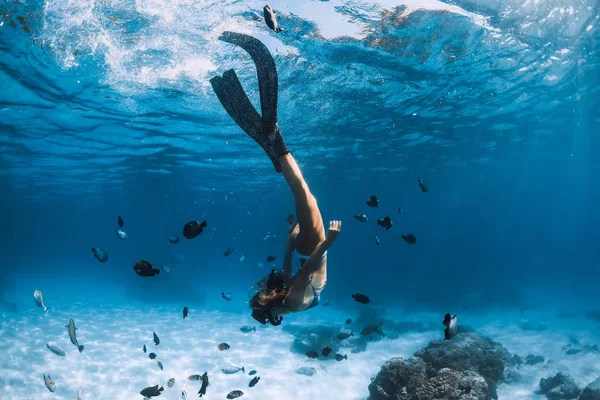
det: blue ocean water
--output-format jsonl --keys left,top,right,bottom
{"left": 1, "top": 0, "right": 599, "bottom": 399}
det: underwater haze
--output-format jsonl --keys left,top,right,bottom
{"left": 1, "top": 0, "right": 599, "bottom": 399}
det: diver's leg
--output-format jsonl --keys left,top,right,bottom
{"left": 279, "top": 153, "right": 325, "bottom": 255}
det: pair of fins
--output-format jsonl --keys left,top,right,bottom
{"left": 210, "top": 31, "right": 288, "bottom": 172}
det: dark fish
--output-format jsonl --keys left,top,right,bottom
{"left": 377, "top": 216, "right": 392, "bottom": 230}
{"left": 322, "top": 347, "right": 332, "bottom": 357}
{"left": 266, "top": 255, "right": 277, "bottom": 262}
{"left": 306, "top": 350, "right": 319, "bottom": 359}
{"left": 149, "top": 352, "right": 157, "bottom": 359}
{"left": 354, "top": 214, "right": 368, "bottom": 222}
{"left": 183, "top": 220, "right": 207, "bottom": 239}
{"left": 366, "top": 195, "right": 379, "bottom": 207}
{"left": 153, "top": 331, "right": 160, "bottom": 346}
{"left": 248, "top": 370, "right": 257, "bottom": 375}
{"left": 337, "top": 332, "right": 353, "bottom": 340}
{"left": 346, "top": 318, "right": 352, "bottom": 325}
{"left": 335, "top": 354, "right": 348, "bottom": 361}
{"left": 118, "top": 215, "right": 124, "bottom": 227}
{"left": 443, "top": 313, "right": 458, "bottom": 340}
{"left": 263, "top": 5, "right": 282, "bottom": 33}
{"left": 157, "top": 360, "right": 163, "bottom": 370}
{"left": 222, "top": 292, "right": 231, "bottom": 301}
{"left": 183, "top": 306, "right": 188, "bottom": 319}
{"left": 224, "top": 248, "right": 234, "bottom": 256}
{"left": 133, "top": 260, "right": 160, "bottom": 277}
{"left": 169, "top": 235, "right": 180, "bottom": 244}
{"left": 398, "top": 207, "right": 403, "bottom": 214}
{"left": 140, "top": 385, "right": 164, "bottom": 398}
{"left": 240, "top": 326, "right": 256, "bottom": 333}
{"left": 361, "top": 322, "right": 383, "bottom": 336}
{"left": 143, "top": 344, "right": 147, "bottom": 353}
{"left": 374, "top": 235, "right": 380, "bottom": 246}
{"left": 66, "top": 319, "right": 84, "bottom": 352}
{"left": 91, "top": 247, "right": 108, "bottom": 263}
{"left": 249, "top": 376, "right": 260, "bottom": 387}
{"left": 218, "top": 343, "right": 230, "bottom": 351}
{"left": 401, "top": 234, "right": 416, "bottom": 244}
{"left": 198, "top": 372, "right": 208, "bottom": 397}
{"left": 181, "top": 389, "right": 187, "bottom": 399}
{"left": 226, "top": 390, "right": 244, "bottom": 399}
{"left": 352, "top": 293, "right": 370, "bottom": 304}
{"left": 418, "top": 178, "right": 428, "bottom": 192}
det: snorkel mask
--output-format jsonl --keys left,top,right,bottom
{"left": 250, "top": 269, "right": 286, "bottom": 325}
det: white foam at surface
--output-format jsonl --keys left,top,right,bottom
{"left": 2, "top": 303, "right": 600, "bottom": 399}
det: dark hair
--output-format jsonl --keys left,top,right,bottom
{"left": 249, "top": 269, "right": 288, "bottom": 325}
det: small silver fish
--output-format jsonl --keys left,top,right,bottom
{"left": 66, "top": 318, "right": 84, "bottom": 352}
{"left": 221, "top": 366, "right": 245, "bottom": 374}
{"left": 34, "top": 290, "right": 49, "bottom": 313}
{"left": 43, "top": 374, "right": 55, "bottom": 392}
{"left": 115, "top": 229, "right": 128, "bottom": 239}
{"left": 46, "top": 344, "right": 66, "bottom": 357}
{"left": 167, "top": 378, "right": 175, "bottom": 388}
{"left": 161, "top": 264, "right": 171, "bottom": 273}
{"left": 188, "top": 375, "right": 202, "bottom": 381}
{"left": 239, "top": 253, "right": 246, "bottom": 263}
{"left": 240, "top": 326, "right": 256, "bottom": 333}
{"left": 77, "top": 387, "right": 83, "bottom": 400}
{"left": 374, "top": 235, "right": 380, "bottom": 246}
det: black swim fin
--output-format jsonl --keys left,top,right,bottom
{"left": 210, "top": 31, "right": 288, "bottom": 172}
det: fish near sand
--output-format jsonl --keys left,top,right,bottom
{"left": 77, "top": 387, "right": 83, "bottom": 400}
{"left": 306, "top": 350, "right": 319, "bottom": 359}
{"left": 346, "top": 318, "right": 352, "bottom": 325}
{"left": 33, "top": 290, "right": 49, "bottom": 313}
{"left": 91, "top": 247, "right": 108, "bottom": 263}
{"left": 227, "top": 390, "right": 244, "bottom": 399}
{"left": 183, "top": 306, "right": 188, "bottom": 319}
{"left": 218, "top": 343, "right": 230, "bottom": 351}
{"left": 66, "top": 319, "right": 84, "bottom": 352}
{"left": 183, "top": 220, "right": 207, "bottom": 239}
{"left": 361, "top": 322, "right": 383, "bottom": 336}
{"left": 352, "top": 293, "right": 370, "bottom": 304}
{"left": 443, "top": 313, "right": 458, "bottom": 340}
{"left": 322, "top": 347, "right": 332, "bottom": 357}
{"left": 134, "top": 260, "right": 161, "bottom": 277}
{"left": 167, "top": 378, "right": 175, "bottom": 388}
{"left": 198, "top": 372, "right": 208, "bottom": 397}
{"left": 366, "top": 195, "right": 379, "bottom": 207}
{"left": 153, "top": 331, "right": 160, "bottom": 345}
{"left": 337, "top": 332, "right": 353, "bottom": 340}
{"left": 188, "top": 375, "right": 202, "bottom": 381}
{"left": 222, "top": 292, "right": 232, "bottom": 301}
{"left": 249, "top": 376, "right": 260, "bottom": 387}
{"left": 335, "top": 354, "right": 348, "bottom": 361}
{"left": 140, "top": 385, "right": 164, "bottom": 398}
{"left": 401, "top": 234, "right": 416, "bottom": 244}
{"left": 263, "top": 5, "right": 282, "bottom": 33}
{"left": 157, "top": 360, "right": 163, "bottom": 370}
{"left": 248, "top": 370, "right": 257, "bottom": 375}
{"left": 149, "top": 353, "right": 157, "bottom": 359}
{"left": 46, "top": 344, "right": 66, "bottom": 357}
{"left": 43, "top": 374, "right": 55, "bottom": 392}
{"left": 143, "top": 344, "right": 147, "bottom": 353}
{"left": 240, "top": 326, "right": 256, "bottom": 333}
{"left": 221, "top": 366, "right": 245, "bottom": 374}
{"left": 377, "top": 216, "right": 392, "bottom": 230}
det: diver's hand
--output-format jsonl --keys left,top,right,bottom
{"left": 270, "top": 315, "right": 283, "bottom": 326}
{"left": 326, "top": 220, "right": 342, "bottom": 243}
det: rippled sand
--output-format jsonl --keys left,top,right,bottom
{"left": 0, "top": 304, "right": 598, "bottom": 399}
